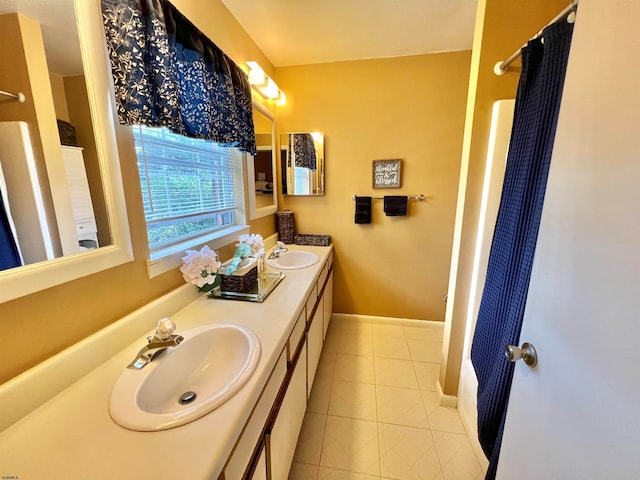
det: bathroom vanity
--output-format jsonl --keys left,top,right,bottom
{"left": 0, "top": 244, "right": 333, "bottom": 479}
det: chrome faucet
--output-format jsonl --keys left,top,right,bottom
{"left": 127, "top": 318, "right": 184, "bottom": 369}
{"left": 268, "top": 241, "right": 288, "bottom": 260}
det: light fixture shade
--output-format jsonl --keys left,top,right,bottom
{"left": 247, "top": 61, "right": 286, "bottom": 105}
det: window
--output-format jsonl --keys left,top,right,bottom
{"left": 133, "top": 126, "right": 243, "bottom": 252}
{"left": 293, "top": 166, "right": 311, "bottom": 195}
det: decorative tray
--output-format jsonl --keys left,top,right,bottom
{"left": 209, "top": 272, "right": 285, "bottom": 303}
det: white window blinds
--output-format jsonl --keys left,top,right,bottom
{"left": 133, "top": 126, "right": 239, "bottom": 250}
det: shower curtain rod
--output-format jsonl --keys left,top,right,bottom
{"left": 0, "top": 90, "right": 26, "bottom": 103}
{"left": 494, "top": 0, "right": 578, "bottom": 76}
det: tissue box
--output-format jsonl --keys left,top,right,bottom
{"left": 219, "top": 258, "right": 258, "bottom": 293}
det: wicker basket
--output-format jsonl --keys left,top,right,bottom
{"left": 57, "top": 119, "right": 77, "bottom": 146}
{"left": 294, "top": 234, "right": 332, "bottom": 246}
{"left": 220, "top": 265, "right": 258, "bottom": 293}
{"left": 276, "top": 210, "right": 296, "bottom": 244}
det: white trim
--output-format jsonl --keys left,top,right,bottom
{"left": 146, "top": 224, "right": 249, "bottom": 278}
{"left": 247, "top": 101, "right": 277, "bottom": 220}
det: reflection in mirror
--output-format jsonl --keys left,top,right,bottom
{"left": 247, "top": 102, "right": 277, "bottom": 219}
{"left": 0, "top": 0, "right": 110, "bottom": 270}
{"left": 280, "top": 132, "right": 324, "bottom": 195}
{"left": 0, "top": 0, "right": 132, "bottom": 300}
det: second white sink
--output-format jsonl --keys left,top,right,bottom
{"left": 110, "top": 323, "right": 261, "bottom": 431}
{"left": 267, "top": 250, "right": 319, "bottom": 270}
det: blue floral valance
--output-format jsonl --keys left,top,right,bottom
{"left": 101, "top": 0, "right": 256, "bottom": 154}
{"left": 290, "top": 133, "right": 317, "bottom": 170}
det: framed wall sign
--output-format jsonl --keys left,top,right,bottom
{"left": 372, "top": 159, "right": 402, "bottom": 189}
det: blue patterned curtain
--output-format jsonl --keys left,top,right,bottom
{"left": 290, "top": 133, "right": 317, "bottom": 170}
{"left": 471, "top": 15, "right": 575, "bottom": 479}
{"left": 101, "top": 0, "right": 256, "bottom": 154}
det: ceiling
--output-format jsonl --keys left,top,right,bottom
{"left": 0, "top": 0, "right": 477, "bottom": 75}
{"left": 221, "top": 0, "right": 478, "bottom": 67}
{"left": 0, "top": 0, "right": 82, "bottom": 76}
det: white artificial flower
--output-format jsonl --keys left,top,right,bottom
{"left": 179, "top": 245, "right": 221, "bottom": 290}
{"left": 237, "top": 233, "right": 264, "bottom": 256}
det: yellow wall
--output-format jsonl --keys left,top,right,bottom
{"left": 439, "top": 0, "right": 570, "bottom": 395}
{"left": 276, "top": 53, "right": 471, "bottom": 320}
{"left": 49, "top": 74, "right": 70, "bottom": 122}
{"left": 0, "top": 1, "right": 276, "bottom": 384}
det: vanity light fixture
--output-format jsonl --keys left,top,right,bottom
{"left": 246, "top": 61, "right": 286, "bottom": 105}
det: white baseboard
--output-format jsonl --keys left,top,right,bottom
{"left": 436, "top": 380, "right": 458, "bottom": 407}
{"left": 263, "top": 232, "right": 278, "bottom": 251}
{"left": 331, "top": 313, "right": 444, "bottom": 329}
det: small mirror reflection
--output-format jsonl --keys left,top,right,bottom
{"left": 280, "top": 132, "right": 324, "bottom": 196}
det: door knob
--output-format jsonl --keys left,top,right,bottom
{"left": 504, "top": 342, "right": 538, "bottom": 368}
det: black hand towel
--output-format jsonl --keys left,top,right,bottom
{"left": 354, "top": 196, "right": 372, "bottom": 224}
{"left": 384, "top": 196, "right": 408, "bottom": 216}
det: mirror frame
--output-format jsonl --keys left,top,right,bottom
{"left": 280, "top": 131, "right": 325, "bottom": 196}
{"left": 246, "top": 101, "right": 277, "bottom": 219}
{"left": 0, "top": 0, "right": 133, "bottom": 303}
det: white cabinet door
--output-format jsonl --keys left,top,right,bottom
{"left": 61, "top": 146, "right": 96, "bottom": 223}
{"left": 268, "top": 348, "right": 307, "bottom": 480}
{"left": 251, "top": 446, "right": 267, "bottom": 480}
{"left": 323, "top": 271, "right": 333, "bottom": 340}
{"left": 307, "top": 301, "right": 323, "bottom": 398}
{"left": 224, "top": 350, "right": 286, "bottom": 480}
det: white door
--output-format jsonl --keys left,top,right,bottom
{"left": 497, "top": 1, "right": 640, "bottom": 478}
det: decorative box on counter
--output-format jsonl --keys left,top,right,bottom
{"left": 218, "top": 257, "right": 258, "bottom": 293}
{"left": 294, "top": 234, "right": 332, "bottom": 246}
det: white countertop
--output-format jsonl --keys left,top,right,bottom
{"left": 0, "top": 245, "right": 332, "bottom": 479}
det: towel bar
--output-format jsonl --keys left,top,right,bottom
{"left": 352, "top": 194, "right": 425, "bottom": 201}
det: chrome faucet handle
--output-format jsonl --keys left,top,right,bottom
{"left": 269, "top": 241, "right": 288, "bottom": 259}
{"left": 154, "top": 317, "right": 176, "bottom": 340}
{"left": 128, "top": 318, "right": 182, "bottom": 369}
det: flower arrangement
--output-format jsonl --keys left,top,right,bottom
{"left": 237, "top": 233, "right": 264, "bottom": 257}
{"left": 180, "top": 245, "right": 221, "bottom": 292}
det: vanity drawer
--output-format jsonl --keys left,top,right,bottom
{"left": 75, "top": 218, "right": 97, "bottom": 236}
{"left": 224, "top": 349, "right": 287, "bottom": 480}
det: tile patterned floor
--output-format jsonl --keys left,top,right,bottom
{"left": 289, "top": 318, "right": 485, "bottom": 480}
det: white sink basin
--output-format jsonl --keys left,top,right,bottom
{"left": 110, "top": 323, "right": 261, "bottom": 431}
{"left": 267, "top": 250, "right": 320, "bottom": 270}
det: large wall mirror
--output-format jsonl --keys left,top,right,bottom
{"left": 280, "top": 132, "right": 325, "bottom": 196}
{"left": 0, "top": 0, "right": 132, "bottom": 302}
{"left": 246, "top": 101, "right": 277, "bottom": 219}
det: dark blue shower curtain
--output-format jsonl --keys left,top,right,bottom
{"left": 471, "top": 15, "right": 575, "bottom": 479}
{"left": 0, "top": 188, "right": 21, "bottom": 271}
